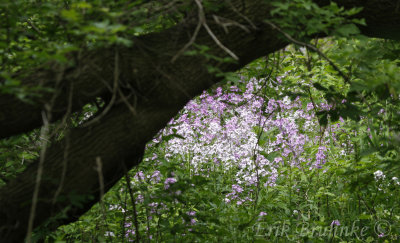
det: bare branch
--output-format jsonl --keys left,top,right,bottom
{"left": 195, "top": 0, "right": 239, "bottom": 60}
{"left": 83, "top": 51, "right": 120, "bottom": 127}
{"left": 226, "top": 0, "right": 258, "bottom": 30}
{"left": 26, "top": 111, "right": 50, "bottom": 243}
{"left": 213, "top": 15, "right": 250, "bottom": 33}
{"left": 171, "top": 12, "right": 203, "bottom": 63}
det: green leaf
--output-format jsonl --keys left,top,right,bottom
{"left": 61, "top": 9, "right": 81, "bottom": 22}
{"left": 334, "top": 24, "right": 360, "bottom": 37}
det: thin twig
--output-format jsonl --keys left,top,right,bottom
{"left": 124, "top": 168, "right": 140, "bottom": 242}
{"left": 212, "top": 15, "right": 250, "bottom": 33}
{"left": 96, "top": 157, "right": 105, "bottom": 202}
{"left": 186, "top": 0, "right": 239, "bottom": 61}
{"left": 172, "top": 0, "right": 242, "bottom": 62}
{"left": 27, "top": 19, "right": 41, "bottom": 34}
{"left": 118, "top": 88, "right": 137, "bottom": 116}
{"left": 226, "top": 0, "right": 257, "bottom": 30}
{"left": 52, "top": 132, "right": 70, "bottom": 205}
{"left": 171, "top": 14, "right": 202, "bottom": 63}
{"left": 96, "top": 157, "right": 111, "bottom": 242}
{"left": 50, "top": 82, "right": 74, "bottom": 138}
{"left": 197, "top": 0, "right": 239, "bottom": 60}
{"left": 26, "top": 66, "right": 66, "bottom": 242}
{"left": 83, "top": 50, "right": 120, "bottom": 127}
{"left": 26, "top": 111, "right": 49, "bottom": 243}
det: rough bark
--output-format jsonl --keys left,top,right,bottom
{"left": 1, "top": 0, "right": 400, "bottom": 140}
{"left": 0, "top": 0, "right": 399, "bottom": 242}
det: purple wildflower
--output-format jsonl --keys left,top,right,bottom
{"left": 331, "top": 220, "right": 340, "bottom": 226}
{"left": 164, "top": 177, "right": 177, "bottom": 189}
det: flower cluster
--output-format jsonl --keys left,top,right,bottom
{"left": 157, "top": 77, "right": 340, "bottom": 202}
{"left": 121, "top": 77, "right": 348, "bottom": 241}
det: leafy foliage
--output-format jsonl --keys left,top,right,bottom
{"left": 39, "top": 39, "right": 400, "bottom": 242}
